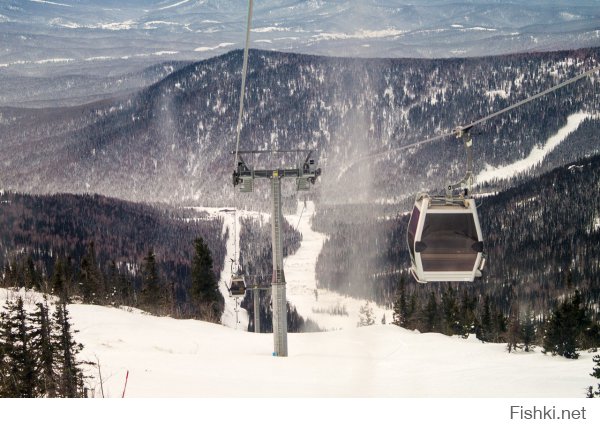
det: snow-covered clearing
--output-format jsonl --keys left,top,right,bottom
{"left": 284, "top": 201, "right": 390, "bottom": 330}
{"left": 157, "top": 0, "right": 191, "bottom": 10}
{"left": 0, "top": 288, "right": 594, "bottom": 398}
{"left": 193, "top": 207, "right": 256, "bottom": 330}
{"left": 205, "top": 200, "right": 389, "bottom": 332}
{"left": 194, "top": 42, "right": 236, "bottom": 52}
{"left": 476, "top": 111, "right": 595, "bottom": 184}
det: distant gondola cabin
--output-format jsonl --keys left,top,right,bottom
{"left": 230, "top": 275, "right": 246, "bottom": 297}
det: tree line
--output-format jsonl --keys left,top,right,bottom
{"left": 0, "top": 192, "right": 226, "bottom": 321}
{"left": 391, "top": 277, "right": 600, "bottom": 358}
{"left": 2, "top": 236, "right": 224, "bottom": 322}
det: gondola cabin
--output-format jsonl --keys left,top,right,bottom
{"left": 407, "top": 195, "right": 485, "bottom": 283}
{"left": 229, "top": 275, "right": 247, "bottom": 297}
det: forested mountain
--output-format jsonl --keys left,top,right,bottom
{"left": 0, "top": 48, "right": 599, "bottom": 206}
{"left": 314, "top": 153, "right": 600, "bottom": 327}
{"left": 0, "top": 191, "right": 226, "bottom": 314}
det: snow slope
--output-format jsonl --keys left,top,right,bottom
{"left": 0, "top": 288, "right": 594, "bottom": 398}
{"left": 64, "top": 303, "right": 600, "bottom": 398}
{"left": 195, "top": 207, "right": 250, "bottom": 330}
{"left": 476, "top": 111, "right": 596, "bottom": 184}
{"left": 210, "top": 200, "right": 390, "bottom": 332}
{"left": 284, "top": 201, "right": 390, "bottom": 331}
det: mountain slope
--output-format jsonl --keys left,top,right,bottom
{"left": 1, "top": 48, "right": 599, "bottom": 204}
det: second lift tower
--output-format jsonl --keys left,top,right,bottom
{"left": 233, "top": 150, "right": 321, "bottom": 357}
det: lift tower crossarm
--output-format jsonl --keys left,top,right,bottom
{"left": 232, "top": 150, "right": 321, "bottom": 184}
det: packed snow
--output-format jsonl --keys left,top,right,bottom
{"left": 0, "top": 287, "right": 594, "bottom": 398}
{"left": 197, "top": 206, "right": 251, "bottom": 330}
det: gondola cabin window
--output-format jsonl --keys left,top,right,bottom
{"left": 420, "top": 213, "right": 479, "bottom": 272}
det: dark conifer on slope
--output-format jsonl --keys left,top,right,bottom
{"left": 52, "top": 303, "right": 86, "bottom": 398}
{"left": 51, "top": 257, "right": 67, "bottom": 303}
{"left": 79, "top": 242, "right": 104, "bottom": 305}
{"left": 392, "top": 277, "right": 409, "bottom": 327}
{"left": 190, "top": 237, "right": 224, "bottom": 322}
{"left": 0, "top": 298, "right": 37, "bottom": 397}
{"left": 521, "top": 308, "right": 537, "bottom": 352}
{"left": 10, "top": 298, "right": 36, "bottom": 397}
{"left": 423, "top": 291, "right": 440, "bottom": 333}
{"left": 0, "top": 191, "right": 227, "bottom": 313}
{"left": 0, "top": 298, "right": 88, "bottom": 397}
{"left": 139, "top": 249, "right": 165, "bottom": 313}
{"left": 30, "top": 301, "right": 57, "bottom": 397}
{"left": 543, "top": 290, "right": 591, "bottom": 359}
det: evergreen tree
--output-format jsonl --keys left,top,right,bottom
{"left": 105, "top": 260, "right": 119, "bottom": 305}
{"left": 51, "top": 257, "right": 67, "bottom": 302}
{"left": 24, "top": 256, "right": 41, "bottom": 291}
{"left": 521, "top": 307, "right": 536, "bottom": 352}
{"left": 79, "top": 242, "right": 103, "bottom": 304}
{"left": 0, "top": 298, "right": 36, "bottom": 397}
{"left": 190, "top": 237, "right": 224, "bottom": 322}
{"left": 0, "top": 301, "right": 15, "bottom": 397}
{"left": 2, "top": 262, "right": 13, "bottom": 288}
{"left": 29, "top": 301, "right": 57, "bottom": 397}
{"left": 0, "top": 298, "right": 88, "bottom": 398}
{"left": 543, "top": 290, "right": 591, "bottom": 359}
{"left": 357, "top": 301, "right": 375, "bottom": 327}
{"left": 493, "top": 305, "right": 508, "bottom": 342}
{"left": 441, "top": 286, "right": 460, "bottom": 336}
{"left": 139, "top": 249, "right": 164, "bottom": 312}
{"left": 52, "top": 303, "right": 85, "bottom": 397}
{"left": 423, "top": 291, "right": 440, "bottom": 333}
{"left": 506, "top": 315, "right": 522, "bottom": 353}
{"left": 392, "top": 276, "right": 408, "bottom": 327}
{"left": 459, "top": 290, "right": 477, "bottom": 337}
{"left": 477, "top": 296, "right": 492, "bottom": 342}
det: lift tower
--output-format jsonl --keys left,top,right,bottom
{"left": 233, "top": 150, "right": 321, "bottom": 357}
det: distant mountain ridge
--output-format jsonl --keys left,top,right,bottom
{"left": 0, "top": 47, "right": 598, "bottom": 205}
{"left": 0, "top": 0, "right": 599, "bottom": 78}
{"left": 0, "top": 61, "right": 191, "bottom": 108}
